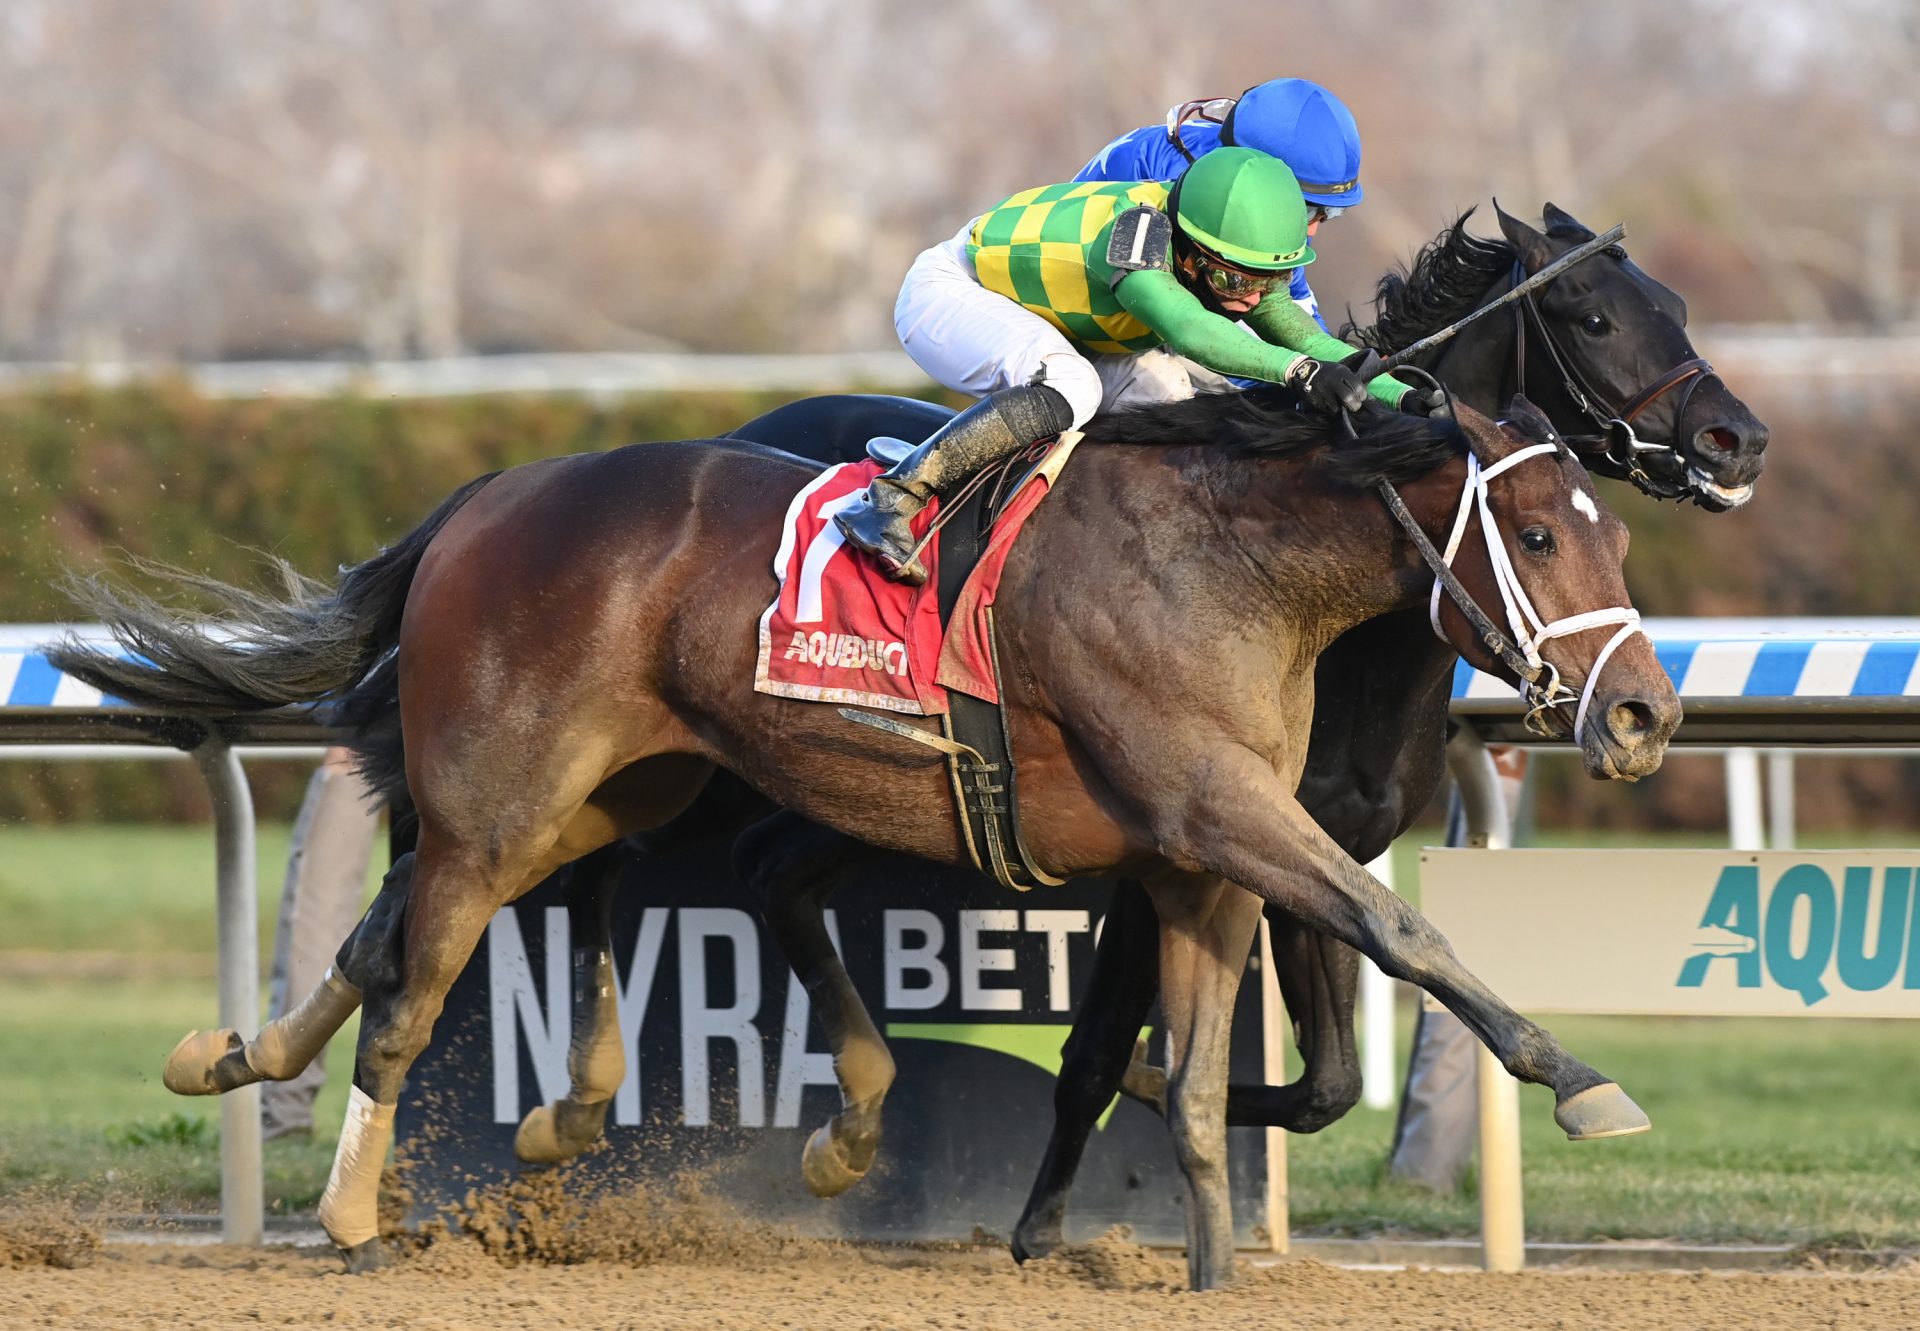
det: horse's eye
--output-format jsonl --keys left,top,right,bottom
{"left": 1520, "top": 527, "right": 1556, "bottom": 554}
{"left": 1581, "top": 313, "right": 1609, "bottom": 336}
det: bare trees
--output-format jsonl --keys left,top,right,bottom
{"left": 0, "top": 0, "right": 1910, "bottom": 361}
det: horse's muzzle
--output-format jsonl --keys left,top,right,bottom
{"left": 1581, "top": 690, "right": 1683, "bottom": 781}
{"left": 1680, "top": 392, "right": 1769, "bottom": 510}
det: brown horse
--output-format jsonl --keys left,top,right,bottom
{"left": 54, "top": 390, "right": 1679, "bottom": 1287}
{"left": 120, "top": 204, "right": 1761, "bottom": 1267}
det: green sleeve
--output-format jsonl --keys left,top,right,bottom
{"left": 1113, "top": 270, "right": 1309, "bottom": 384}
{"left": 1243, "top": 295, "right": 1414, "bottom": 408}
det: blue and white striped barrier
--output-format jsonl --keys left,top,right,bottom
{"left": 0, "top": 626, "right": 123, "bottom": 708}
{"left": 12, "top": 620, "right": 1920, "bottom": 714}
{"left": 1452, "top": 618, "right": 1920, "bottom": 702}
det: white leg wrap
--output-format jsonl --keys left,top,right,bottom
{"left": 317, "top": 1085, "right": 396, "bottom": 1249}
{"left": 247, "top": 967, "right": 362, "bottom": 1080}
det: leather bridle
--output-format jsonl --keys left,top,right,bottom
{"left": 1509, "top": 257, "right": 1722, "bottom": 502}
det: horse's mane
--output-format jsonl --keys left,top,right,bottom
{"left": 1090, "top": 387, "right": 1465, "bottom": 489}
{"left": 1343, "top": 209, "right": 1515, "bottom": 355}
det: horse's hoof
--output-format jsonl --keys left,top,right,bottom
{"left": 800, "top": 1123, "right": 866, "bottom": 1198}
{"left": 513, "top": 1099, "right": 608, "bottom": 1164}
{"left": 162, "top": 1029, "right": 244, "bottom": 1095}
{"left": 338, "top": 1238, "right": 387, "bottom": 1274}
{"left": 1189, "top": 1259, "right": 1237, "bottom": 1293}
{"left": 1009, "top": 1223, "right": 1061, "bottom": 1265}
{"left": 514, "top": 1104, "right": 566, "bottom": 1164}
{"left": 1555, "top": 1082, "right": 1651, "bottom": 1140}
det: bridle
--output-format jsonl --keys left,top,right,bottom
{"left": 1369, "top": 378, "right": 1645, "bottom": 743}
{"left": 1508, "top": 256, "right": 1721, "bottom": 502}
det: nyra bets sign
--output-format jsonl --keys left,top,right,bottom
{"left": 1420, "top": 849, "right": 1920, "bottom": 1018}
{"left": 397, "top": 828, "right": 1270, "bottom": 1245}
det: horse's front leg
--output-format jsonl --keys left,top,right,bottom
{"left": 514, "top": 843, "right": 629, "bottom": 1163}
{"left": 734, "top": 811, "right": 897, "bottom": 1198}
{"left": 1162, "top": 747, "right": 1648, "bottom": 1141}
{"left": 1141, "top": 869, "right": 1265, "bottom": 1292}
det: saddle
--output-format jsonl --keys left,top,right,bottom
{"left": 756, "top": 435, "right": 1080, "bottom": 890}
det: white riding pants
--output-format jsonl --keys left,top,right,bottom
{"left": 893, "top": 223, "right": 1239, "bottom": 429}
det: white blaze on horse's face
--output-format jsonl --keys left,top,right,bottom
{"left": 1570, "top": 487, "right": 1600, "bottom": 524}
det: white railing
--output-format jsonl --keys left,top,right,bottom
{"left": 0, "top": 329, "right": 1911, "bottom": 401}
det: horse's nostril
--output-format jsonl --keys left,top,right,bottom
{"left": 1611, "top": 700, "right": 1655, "bottom": 737}
{"left": 1698, "top": 427, "right": 1739, "bottom": 453}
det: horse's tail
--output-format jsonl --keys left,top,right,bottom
{"left": 49, "top": 471, "right": 500, "bottom": 801}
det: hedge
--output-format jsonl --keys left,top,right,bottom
{"left": 0, "top": 379, "right": 1912, "bottom": 828}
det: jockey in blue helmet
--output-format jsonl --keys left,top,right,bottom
{"left": 1074, "top": 78, "right": 1364, "bottom": 334}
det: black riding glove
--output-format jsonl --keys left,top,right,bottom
{"left": 1398, "top": 386, "right": 1453, "bottom": 419}
{"left": 1286, "top": 356, "right": 1367, "bottom": 415}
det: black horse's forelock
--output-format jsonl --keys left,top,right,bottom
{"left": 1343, "top": 209, "right": 1515, "bottom": 355}
{"left": 1090, "top": 386, "right": 1466, "bottom": 488}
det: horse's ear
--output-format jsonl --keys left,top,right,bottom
{"left": 1504, "top": 393, "right": 1560, "bottom": 448}
{"left": 1541, "top": 203, "right": 1597, "bottom": 243}
{"left": 1493, "top": 200, "right": 1553, "bottom": 274}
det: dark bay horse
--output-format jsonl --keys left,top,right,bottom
{"left": 54, "top": 389, "right": 1681, "bottom": 1287}
{"left": 720, "top": 201, "right": 1770, "bottom": 1261}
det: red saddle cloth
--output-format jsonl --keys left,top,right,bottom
{"left": 754, "top": 458, "right": 1054, "bottom": 715}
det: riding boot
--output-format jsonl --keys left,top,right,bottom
{"left": 833, "top": 383, "right": 1074, "bottom": 585}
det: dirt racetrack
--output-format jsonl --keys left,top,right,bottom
{"left": 6, "top": 1234, "right": 1920, "bottom": 1331}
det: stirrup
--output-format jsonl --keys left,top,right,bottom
{"left": 836, "top": 493, "right": 929, "bottom": 585}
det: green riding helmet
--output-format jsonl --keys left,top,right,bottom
{"left": 1169, "top": 146, "right": 1316, "bottom": 270}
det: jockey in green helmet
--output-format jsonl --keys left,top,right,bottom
{"left": 837, "top": 147, "right": 1428, "bottom": 584}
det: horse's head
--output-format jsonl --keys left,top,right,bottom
{"left": 1435, "top": 397, "right": 1681, "bottom": 780}
{"left": 1496, "top": 203, "right": 1768, "bottom": 511}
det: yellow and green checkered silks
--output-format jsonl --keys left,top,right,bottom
{"left": 967, "top": 180, "right": 1172, "bottom": 355}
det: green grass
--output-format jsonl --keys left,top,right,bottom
{"left": 0, "top": 822, "right": 378, "bottom": 957}
{"left": 2, "top": 822, "right": 1918, "bottom": 1245}
{"left": 1282, "top": 1011, "right": 1920, "bottom": 1247}
{"left": 0, "top": 973, "right": 358, "bottom": 1212}
{"left": 0, "top": 820, "right": 376, "bottom": 1212}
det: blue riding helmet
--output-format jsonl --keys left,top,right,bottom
{"left": 1220, "top": 78, "right": 1364, "bottom": 210}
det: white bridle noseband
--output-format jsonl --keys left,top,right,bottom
{"left": 1428, "top": 440, "right": 1645, "bottom": 742}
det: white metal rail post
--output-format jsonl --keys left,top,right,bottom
{"left": 190, "top": 732, "right": 263, "bottom": 1245}
{"left": 1443, "top": 728, "right": 1523, "bottom": 1273}
{"left": 1441, "top": 616, "right": 1920, "bottom": 1271}
{"left": 1359, "top": 850, "right": 1398, "bottom": 1111}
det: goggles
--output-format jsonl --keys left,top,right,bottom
{"left": 1194, "top": 255, "right": 1294, "bottom": 299}
{"left": 1309, "top": 205, "right": 1347, "bottom": 225}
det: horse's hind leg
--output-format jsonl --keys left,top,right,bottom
{"left": 514, "top": 843, "right": 628, "bottom": 1163}
{"left": 1220, "top": 909, "right": 1362, "bottom": 1131}
{"left": 735, "top": 811, "right": 895, "bottom": 1199}
{"left": 1144, "top": 870, "right": 1264, "bottom": 1293}
{"left": 510, "top": 757, "right": 715, "bottom": 1165}
{"left": 317, "top": 754, "right": 714, "bottom": 1270}
{"left": 1010, "top": 879, "right": 1160, "bottom": 1264}
{"left": 318, "top": 830, "right": 519, "bottom": 1270}
{"left": 161, "top": 854, "right": 414, "bottom": 1098}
